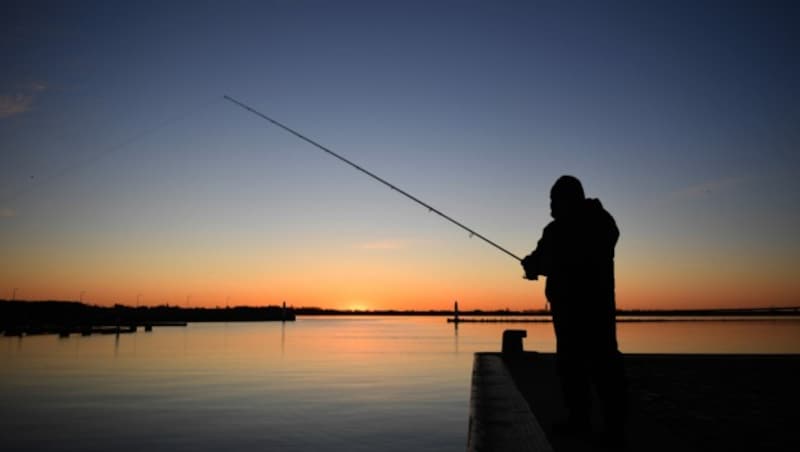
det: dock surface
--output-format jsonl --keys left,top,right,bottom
{"left": 470, "top": 352, "right": 800, "bottom": 451}
{"left": 468, "top": 353, "right": 553, "bottom": 452}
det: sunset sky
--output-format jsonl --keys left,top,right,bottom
{"left": 1, "top": 1, "right": 798, "bottom": 311}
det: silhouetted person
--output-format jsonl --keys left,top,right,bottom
{"left": 522, "top": 175, "right": 627, "bottom": 444}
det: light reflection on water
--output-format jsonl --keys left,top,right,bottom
{"left": 1, "top": 316, "right": 799, "bottom": 451}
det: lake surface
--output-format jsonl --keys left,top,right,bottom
{"left": 2, "top": 316, "right": 799, "bottom": 451}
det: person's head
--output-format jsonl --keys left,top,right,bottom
{"left": 550, "top": 175, "right": 585, "bottom": 219}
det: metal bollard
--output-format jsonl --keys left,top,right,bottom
{"left": 502, "top": 329, "right": 527, "bottom": 355}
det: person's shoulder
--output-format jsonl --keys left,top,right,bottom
{"left": 584, "top": 198, "right": 619, "bottom": 235}
{"left": 541, "top": 219, "right": 558, "bottom": 239}
{"left": 585, "top": 198, "right": 604, "bottom": 210}
{"left": 585, "top": 198, "right": 613, "bottom": 217}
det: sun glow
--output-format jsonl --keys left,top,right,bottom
{"left": 345, "top": 302, "right": 370, "bottom": 312}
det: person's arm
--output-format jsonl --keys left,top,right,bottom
{"left": 521, "top": 252, "right": 539, "bottom": 280}
{"left": 521, "top": 224, "right": 554, "bottom": 280}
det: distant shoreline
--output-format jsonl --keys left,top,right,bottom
{"left": 3, "top": 300, "right": 799, "bottom": 337}
{"left": 2, "top": 299, "right": 799, "bottom": 318}
{"left": 295, "top": 308, "right": 800, "bottom": 317}
{"left": 1, "top": 300, "right": 294, "bottom": 337}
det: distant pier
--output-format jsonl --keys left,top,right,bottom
{"left": 4, "top": 322, "right": 188, "bottom": 337}
{"left": 448, "top": 316, "right": 800, "bottom": 324}
{"left": 449, "top": 317, "right": 551, "bottom": 324}
{"left": 448, "top": 302, "right": 800, "bottom": 324}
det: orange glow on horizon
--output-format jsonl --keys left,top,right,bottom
{"left": 4, "top": 240, "right": 798, "bottom": 311}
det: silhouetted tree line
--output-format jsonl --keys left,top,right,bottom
{"left": 0, "top": 300, "right": 294, "bottom": 332}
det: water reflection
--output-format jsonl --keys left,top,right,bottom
{"left": 618, "top": 319, "right": 800, "bottom": 354}
{"left": 281, "top": 320, "right": 286, "bottom": 357}
{"left": 1, "top": 317, "right": 799, "bottom": 452}
{"left": 453, "top": 320, "right": 459, "bottom": 354}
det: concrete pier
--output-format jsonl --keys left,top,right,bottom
{"left": 469, "top": 337, "right": 800, "bottom": 451}
{"left": 468, "top": 353, "right": 554, "bottom": 452}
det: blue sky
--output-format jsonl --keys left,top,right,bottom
{"left": 1, "top": 1, "right": 798, "bottom": 309}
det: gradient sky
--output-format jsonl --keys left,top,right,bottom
{"left": 1, "top": 0, "right": 798, "bottom": 310}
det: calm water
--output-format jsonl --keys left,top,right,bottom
{"left": 2, "top": 316, "right": 799, "bottom": 451}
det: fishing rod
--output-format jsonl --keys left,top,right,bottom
{"left": 223, "top": 95, "right": 523, "bottom": 262}
{"left": 1, "top": 97, "right": 222, "bottom": 206}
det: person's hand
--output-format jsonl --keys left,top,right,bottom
{"left": 521, "top": 255, "right": 538, "bottom": 280}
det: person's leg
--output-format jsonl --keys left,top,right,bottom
{"left": 553, "top": 302, "right": 592, "bottom": 433}
{"left": 556, "top": 351, "right": 592, "bottom": 430}
{"left": 592, "top": 350, "right": 628, "bottom": 447}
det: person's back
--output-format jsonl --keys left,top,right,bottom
{"left": 522, "top": 175, "right": 626, "bottom": 443}
{"left": 542, "top": 196, "right": 619, "bottom": 353}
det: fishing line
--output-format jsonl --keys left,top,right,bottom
{"left": 0, "top": 96, "right": 223, "bottom": 206}
{"left": 224, "top": 95, "right": 522, "bottom": 262}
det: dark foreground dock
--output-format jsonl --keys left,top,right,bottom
{"left": 469, "top": 340, "right": 800, "bottom": 451}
